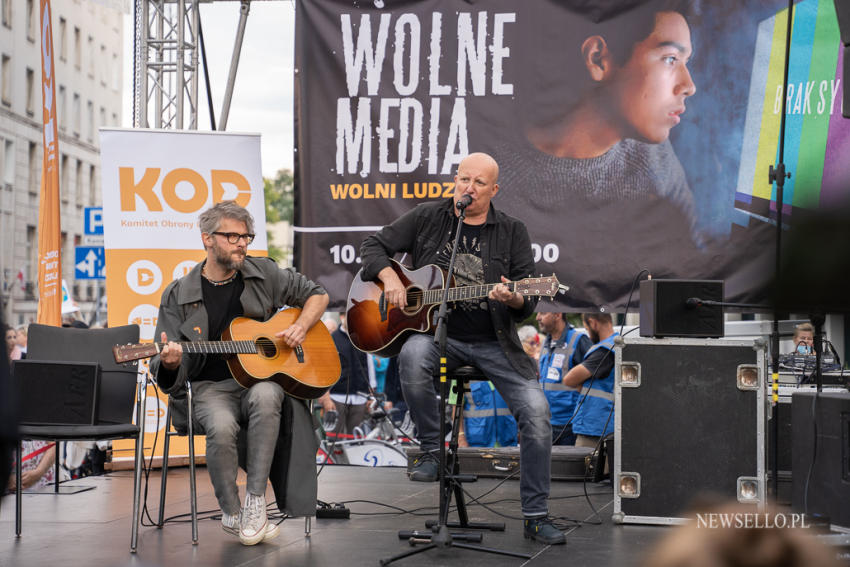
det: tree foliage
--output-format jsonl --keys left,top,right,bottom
{"left": 263, "top": 168, "right": 294, "bottom": 263}
{"left": 264, "top": 169, "right": 294, "bottom": 224}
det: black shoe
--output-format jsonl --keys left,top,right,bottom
{"left": 524, "top": 517, "right": 566, "bottom": 545}
{"left": 408, "top": 452, "right": 439, "bottom": 482}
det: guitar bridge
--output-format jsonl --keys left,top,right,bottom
{"left": 295, "top": 345, "right": 305, "bottom": 363}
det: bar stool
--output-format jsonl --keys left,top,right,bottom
{"left": 425, "top": 365, "right": 505, "bottom": 532}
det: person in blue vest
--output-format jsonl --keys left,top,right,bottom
{"left": 562, "top": 312, "right": 618, "bottom": 448}
{"left": 460, "top": 380, "right": 518, "bottom": 448}
{"left": 536, "top": 311, "right": 592, "bottom": 445}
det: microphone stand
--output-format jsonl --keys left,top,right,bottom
{"left": 767, "top": 0, "right": 794, "bottom": 504}
{"left": 810, "top": 313, "right": 825, "bottom": 392}
{"left": 382, "top": 200, "right": 527, "bottom": 565}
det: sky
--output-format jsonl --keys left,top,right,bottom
{"left": 122, "top": 1, "right": 296, "bottom": 179}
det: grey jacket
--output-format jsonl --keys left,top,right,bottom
{"left": 360, "top": 198, "right": 539, "bottom": 379}
{"left": 150, "top": 255, "right": 326, "bottom": 517}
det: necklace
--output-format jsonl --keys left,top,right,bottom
{"left": 202, "top": 266, "right": 237, "bottom": 286}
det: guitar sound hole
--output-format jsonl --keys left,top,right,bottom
{"left": 255, "top": 337, "right": 277, "bottom": 358}
{"left": 402, "top": 286, "right": 423, "bottom": 315}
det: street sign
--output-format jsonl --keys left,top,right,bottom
{"left": 84, "top": 207, "right": 103, "bottom": 235}
{"left": 75, "top": 246, "right": 106, "bottom": 280}
{"left": 83, "top": 234, "right": 104, "bottom": 246}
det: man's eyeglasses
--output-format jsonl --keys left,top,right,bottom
{"left": 212, "top": 231, "right": 255, "bottom": 245}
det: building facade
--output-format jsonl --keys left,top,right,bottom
{"left": 0, "top": 0, "right": 125, "bottom": 326}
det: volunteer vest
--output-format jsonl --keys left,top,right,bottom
{"left": 571, "top": 333, "right": 618, "bottom": 437}
{"left": 463, "top": 381, "right": 517, "bottom": 447}
{"left": 538, "top": 328, "right": 582, "bottom": 425}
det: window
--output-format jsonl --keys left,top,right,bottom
{"left": 26, "top": 225, "right": 36, "bottom": 287}
{"left": 28, "top": 142, "right": 38, "bottom": 194}
{"left": 111, "top": 112, "right": 118, "bottom": 127}
{"left": 87, "top": 36, "right": 94, "bottom": 78}
{"left": 60, "top": 232, "right": 68, "bottom": 279}
{"left": 74, "top": 27, "right": 80, "bottom": 69}
{"left": 86, "top": 100, "right": 93, "bottom": 142}
{"left": 59, "top": 18, "right": 67, "bottom": 61}
{"left": 75, "top": 159, "right": 83, "bottom": 208}
{"left": 1, "top": 54, "right": 10, "bottom": 106}
{"left": 99, "top": 106, "right": 105, "bottom": 131}
{"left": 26, "top": 68, "right": 35, "bottom": 116}
{"left": 88, "top": 164, "right": 97, "bottom": 205}
{"left": 99, "top": 44, "right": 106, "bottom": 86}
{"left": 58, "top": 85, "right": 66, "bottom": 131}
{"left": 72, "top": 93, "right": 80, "bottom": 136}
{"left": 2, "top": 139, "right": 13, "bottom": 185}
{"left": 26, "top": 0, "right": 35, "bottom": 42}
{"left": 1, "top": 0, "right": 11, "bottom": 29}
{"left": 111, "top": 52, "right": 119, "bottom": 91}
{"left": 60, "top": 154, "right": 68, "bottom": 203}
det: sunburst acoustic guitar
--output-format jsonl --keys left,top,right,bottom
{"left": 112, "top": 309, "right": 341, "bottom": 400}
{"left": 346, "top": 259, "right": 569, "bottom": 357}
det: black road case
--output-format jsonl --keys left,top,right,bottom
{"left": 612, "top": 337, "right": 767, "bottom": 525}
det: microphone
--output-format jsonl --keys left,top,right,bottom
{"left": 685, "top": 297, "right": 702, "bottom": 309}
{"left": 455, "top": 195, "right": 473, "bottom": 210}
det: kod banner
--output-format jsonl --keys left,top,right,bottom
{"left": 99, "top": 128, "right": 266, "bottom": 463}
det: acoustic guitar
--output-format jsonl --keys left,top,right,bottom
{"left": 112, "top": 309, "right": 341, "bottom": 400}
{"left": 346, "top": 259, "right": 568, "bottom": 357}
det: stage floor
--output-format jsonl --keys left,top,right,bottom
{"left": 1, "top": 465, "right": 669, "bottom": 567}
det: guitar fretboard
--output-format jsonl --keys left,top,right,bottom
{"left": 422, "top": 282, "right": 515, "bottom": 305}
{"left": 157, "top": 340, "right": 261, "bottom": 355}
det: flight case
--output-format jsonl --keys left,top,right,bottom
{"left": 612, "top": 337, "right": 767, "bottom": 525}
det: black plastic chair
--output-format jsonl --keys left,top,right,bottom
{"left": 13, "top": 323, "right": 146, "bottom": 552}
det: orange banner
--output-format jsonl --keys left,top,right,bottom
{"left": 36, "top": 0, "right": 61, "bottom": 326}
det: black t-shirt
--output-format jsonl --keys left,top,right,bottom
{"left": 580, "top": 346, "right": 614, "bottom": 382}
{"left": 199, "top": 272, "right": 245, "bottom": 382}
{"left": 435, "top": 222, "right": 497, "bottom": 343}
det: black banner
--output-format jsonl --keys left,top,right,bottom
{"left": 294, "top": 0, "right": 847, "bottom": 311}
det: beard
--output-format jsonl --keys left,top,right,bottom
{"left": 587, "top": 329, "right": 599, "bottom": 343}
{"left": 210, "top": 241, "right": 246, "bottom": 271}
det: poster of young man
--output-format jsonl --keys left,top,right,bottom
{"left": 293, "top": 0, "right": 849, "bottom": 310}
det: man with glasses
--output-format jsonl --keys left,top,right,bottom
{"left": 151, "top": 200, "right": 328, "bottom": 545}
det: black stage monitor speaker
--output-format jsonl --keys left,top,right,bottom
{"left": 13, "top": 360, "right": 100, "bottom": 426}
{"left": 792, "top": 390, "right": 850, "bottom": 528}
{"left": 639, "top": 279, "right": 723, "bottom": 338}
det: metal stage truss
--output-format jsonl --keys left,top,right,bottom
{"left": 134, "top": 0, "right": 268, "bottom": 131}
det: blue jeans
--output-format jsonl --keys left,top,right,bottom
{"left": 399, "top": 334, "right": 552, "bottom": 517}
{"left": 192, "top": 380, "right": 285, "bottom": 515}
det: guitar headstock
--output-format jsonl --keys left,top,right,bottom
{"left": 113, "top": 343, "right": 158, "bottom": 364}
{"left": 516, "top": 274, "right": 569, "bottom": 298}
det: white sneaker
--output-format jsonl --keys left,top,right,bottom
{"left": 240, "top": 492, "right": 276, "bottom": 546}
{"left": 221, "top": 512, "right": 240, "bottom": 537}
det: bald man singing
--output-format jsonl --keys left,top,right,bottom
{"left": 360, "top": 152, "right": 564, "bottom": 545}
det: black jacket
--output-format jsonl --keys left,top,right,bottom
{"left": 360, "top": 198, "right": 538, "bottom": 379}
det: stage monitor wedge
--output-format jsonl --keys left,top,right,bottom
{"left": 639, "top": 279, "right": 724, "bottom": 338}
